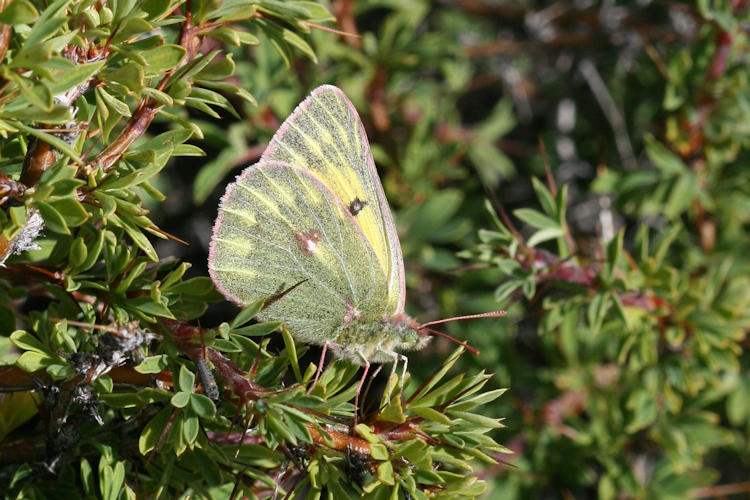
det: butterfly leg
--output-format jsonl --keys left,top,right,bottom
{"left": 383, "top": 352, "right": 399, "bottom": 406}
{"left": 354, "top": 351, "right": 370, "bottom": 425}
{"left": 361, "top": 364, "right": 384, "bottom": 409}
{"left": 307, "top": 340, "right": 340, "bottom": 395}
{"left": 399, "top": 353, "right": 408, "bottom": 393}
{"left": 375, "top": 351, "right": 408, "bottom": 406}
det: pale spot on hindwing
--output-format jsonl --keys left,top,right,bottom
{"left": 348, "top": 197, "right": 368, "bottom": 216}
{"left": 343, "top": 302, "right": 361, "bottom": 327}
{"left": 294, "top": 229, "right": 321, "bottom": 255}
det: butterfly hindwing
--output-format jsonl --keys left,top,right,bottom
{"left": 208, "top": 161, "right": 391, "bottom": 344}
{"left": 261, "top": 85, "right": 405, "bottom": 314}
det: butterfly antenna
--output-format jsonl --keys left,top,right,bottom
{"left": 418, "top": 310, "right": 506, "bottom": 329}
{"left": 423, "top": 328, "right": 480, "bottom": 356}
{"left": 419, "top": 311, "right": 506, "bottom": 356}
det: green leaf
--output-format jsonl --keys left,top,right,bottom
{"left": 207, "top": 1, "right": 258, "bottom": 22}
{"left": 111, "top": 214, "right": 158, "bottom": 261}
{"left": 178, "top": 364, "right": 195, "bottom": 392}
{"left": 189, "top": 393, "right": 216, "bottom": 418}
{"left": 626, "top": 389, "right": 657, "bottom": 433}
{"left": 36, "top": 201, "right": 69, "bottom": 234}
{"left": 10, "top": 330, "right": 47, "bottom": 353}
{"left": 11, "top": 121, "right": 82, "bottom": 164}
{"left": 494, "top": 279, "right": 523, "bottom": 303}
{"left": 1, "top": 101, "right": 70, "bottom": 122}
{"left": 513, "top": 208, "right": 560, "bottom": 231}
{"left": 182, "top": 413, "right": 200, "bottom": 445}
{"left": 13, "top": 74, "right": 53, "bottom": 111}
{"left": 292, "top": 1, "right": 335, "bottom": 22}
{"left": 0, "top": 0, "right": 38, "bottom": 23}
{"left": 266, "top": 411, "right": 297, "bottom": 445}
{"left": 80, "top": 459, "right": 94, "bottom": 494}
{"left": 135, "top": 355, "right": 169, "bottom": 374}
{"left": 531, "top": 177, "right": 557, "bottom": 217}
{"left": 171, "top": 391, "right": 190, "bottom": 408}
{"left": 257, "top": 0, "right": 311, "bottom": 18}
{"left": 604, "top": 229, "right": 624, "bottom": 283}
{"left": 476, "top": 98, "right": 515, "bottom": 140}
{"left": 664, "top": 173, "right": 697, "bottom": 219}
{"left": 172, "top": 144, "right": 204, "bottom": 156}
{"left": 467, "top": 141, "right": 515, "bottom": 185}
{"left": 411, "top": 406, "right": 452, "bottom": 425}
{"left": 16, "top": 350, "right": 55, "bottom": 371}
{"left": 94, "top": 375, "right": 113, "bottom": 393}
{"left": 139, "top": 406, "right": 172, "bottom": 454}
{"left": 141, "top": 0, "right": 179, "bottom": 19}
{"left": 527, "top": 226, "right": 564, "bottom": 247}
{"left": 19, "top": 15, "right": 65, "bottom": 49}
{"left": 141, "top": 44, "right": 187, "bottom": 75}
{"left": 125, "top": 296, "right": 175, "bottom": 319}
{"left": 113, "top": 0, "right": 138, "bottom": 22}
{"left": 132, "top": 128, "right": 194, "bottom": 156}
{"left": 68, "top": 236, "right": 87, "bottom": 268}
{"left": 281, "top": 326, "right": 301, "bottom": 382}
{"left": 446, "top": 410, "right": 505, "bottom": 429}
{"left": 233, "top": 321, "right": 283, "bottom": 337}
{"left": 97, "top": 88, "right": 131, "bottom": 117}
{"left": 409, "top": 347, "right": 464, "bottom": 405}
{"left": 109, "top": 462, "right": 125, "bottom": 500}
{"left": 231, "top": 298, "right": 265, "bottom": 328}
{"left": 48, "top": 60, "right": 106, "bottom": 96}
{"left": 78, "top": 229, "right": 106, "bottom": 271}
{"left": 141, "top": 86, "right": 173, "bottom": 106}
{"left": 193, "top": 53, "right": 236, "bottom": 81}
{"left": 644, "top": 135, "right": 687, "bottom": 175}
{"left": 377, "top": 460, "right": 395, "bottom": 486}
{"left": 111, "top": 16, "right": 153, "bottom": 44}
{"left": 51, "top": 198, "right": 88, "bottom": 227}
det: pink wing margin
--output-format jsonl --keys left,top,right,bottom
{"left": 208, "top": 167, "right": 252, "bottom": 307}
{"left": 260, "top": 85, "right": 407, "bottom": 311}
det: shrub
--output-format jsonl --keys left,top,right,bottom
{"left": 2, "top": 1, "right": 750, "bottom": 499}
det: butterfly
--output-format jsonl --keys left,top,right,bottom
{"left": 208, "top": 85, "right": 495, "bottom": 411}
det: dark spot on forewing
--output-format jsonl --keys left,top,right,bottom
{"left": 349, "top": 197, "right": 367, "bottom": 216}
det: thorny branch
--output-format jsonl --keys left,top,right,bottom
{"left": 163, "top": 319, "right": 269, "bottom": 401}
{"left": 512, "top": 246, "right": 665, "bottom": 314}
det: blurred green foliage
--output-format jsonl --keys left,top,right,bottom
{"left": 2, "top": 0, "right": 750, "bottom": 498}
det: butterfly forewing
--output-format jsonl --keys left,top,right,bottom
{"left": 261, "top": 85, "right": 405, "bottom": 314}
{"left": 209, "top": 161, "right": 391, "bottom": 344}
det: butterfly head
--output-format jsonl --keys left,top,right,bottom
{"left": 397, "top": 328, "right": 431, "bottom": 352}
{"left": 388, "top": 312, "right": 431, "bottom": 353}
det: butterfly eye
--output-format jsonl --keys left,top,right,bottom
{"left": 401, "top": 330, "right": 419, "bottom": 345}
{"left": 348, "top": 197, "right": 367, "bottom": 216}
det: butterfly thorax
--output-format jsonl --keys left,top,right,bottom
{"left": 333, "top": 312, "right": 430, "bottom": 365}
